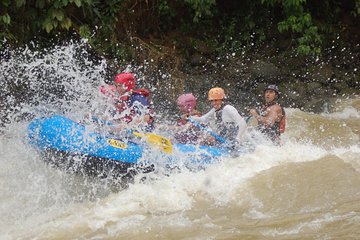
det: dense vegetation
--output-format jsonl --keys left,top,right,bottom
{"left": 1, "top": 0, "right": 359, "bottom": 60}
{"left": 0, "top": 0, "right": 359, "bottom": 124}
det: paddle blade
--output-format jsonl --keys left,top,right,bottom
{"left": 133, "top": 132, "right": 173, "bottom": 154}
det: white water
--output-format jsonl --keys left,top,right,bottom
{"left": 1, "top": 43, "right": 359, "bottom": 239}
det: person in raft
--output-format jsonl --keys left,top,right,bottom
{"left": 190, "top": 87, "right": 247, "bottom": 150}
{"left": 248, "top": 84, "right": 286, "bottom": 145}
{"left": 99, "top": 72, "right": 154, "bottom": 131}
{"left": 173, "top": 93, "right": 203, "bottom": 144}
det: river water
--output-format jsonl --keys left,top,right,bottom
{"left": 0, "top": 43, "right": 359, "bottom": 239}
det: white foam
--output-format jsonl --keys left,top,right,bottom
{"left": 321, "top": 106, "right": 360, "bottom": 119}
{"left": 1, "top": 43, "right": 360, "bottom": 238}
{"left": 262, "top": 211, "right": 358, "bottom": 237}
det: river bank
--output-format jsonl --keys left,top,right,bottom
{"left": 0, "top": 38, "right": 358, "bottom": 128}
{"left": 138, "top": 37, "right": 359, "bottom": 115}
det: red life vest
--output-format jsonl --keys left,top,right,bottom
{"left": 258, "top": 102, "right": 285, "bottom": 145}
{"left": 279, "top": 108, "right": 286, "bottom": 134}
{"left": 114, "top": 88, "right": 150, "bottom": 112}
{"left": 175, "top": 110, "right": 202, "bottom": 144}
{"left": 259, "top": 102, "right": 285, "bottom": 134}
{"left": 100, "top": 85, "right": 153, "bottom": 124}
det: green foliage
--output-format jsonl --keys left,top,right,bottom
{"left": 0, "top": 0, "right": 124, "bottom": 56}
{"left": 0, "top": 0, "right": 358, "bottom": 60}
{"left": 79, "top": 25, "right": 92, "bottom": 39}
{"left": 262, "top": 0, "right": 322, "bottom": 56}
{"left": 156, "top": 0, "right": 217, "bottom": 34}
{"left": 16, "top": 0, "right": 26, "bottom": 8}
{"left": 210, "top": 1, "right": 271, "bottom": 56}
{"left": 0, "top": 0, "right": 80, "bottom": 39}
{"left": 353, "top": 0, "right": 360, "bottom": 16}
{"left": 0, "top": 14, "right": 11, "bottom": 25}
{"left": 297, "top": 26, "right": 322, "bottom": 55}
{"left": 277, "top": 12, "right": 322, "bottom": 55}
{"left": 184, "top": 0, "right": 216, "bottom": 22}
{"left": 158, "top": 0, "right": 177, "bottom": 21}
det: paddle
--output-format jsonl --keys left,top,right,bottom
{"left": 245, "top": 116, "right": 252, "bottom": 123}
{"left": 187, "top": 118, "right": 226, "bottom": 144}
{"left": 132, "top": 131, "right": 173, "bottom": 154}
{"left": 91, "top": 116, "right": 173, "bottom": 154}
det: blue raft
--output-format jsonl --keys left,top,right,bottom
{"left": 27, "top": 115, "right": 229, "bottom": 178}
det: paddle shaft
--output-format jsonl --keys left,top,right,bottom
{"left": 187, "top": 118, "right": 226, "bottom": 144}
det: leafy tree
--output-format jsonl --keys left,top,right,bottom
{"left": 0, "top": 0, "right": 358, "bottom": 58}
{"left": 261, "top": 0, "right": 322, "bottom": 55}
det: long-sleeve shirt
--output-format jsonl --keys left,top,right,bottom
{"left": 191, "top": 104, "right": 246, "bottom": 144}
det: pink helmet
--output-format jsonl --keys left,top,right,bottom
{"left": 177, "top": 93, "right": 197, "bottom": 110}
{"left": 114, "top": 72, "right": 136, "bottom": 91}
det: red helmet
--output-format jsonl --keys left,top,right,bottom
{"left": 177, "top": 93, "right": 197, "bottom": 110}
{"left": 114, "top": 72, "right": 136, "bottom": 91}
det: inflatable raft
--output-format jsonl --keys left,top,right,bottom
{"left": 27, "top": 115, "right": 229, "bottom": 179}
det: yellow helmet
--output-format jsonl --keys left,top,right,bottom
{"left": 208, "top": 87, "right": 225, "bottom": 100}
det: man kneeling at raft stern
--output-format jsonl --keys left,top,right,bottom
{"left": 248, "top": 84, "right": 286, "bottom": 145}
{"left": 190, "top": 87, "right": 247, "bottom": 151}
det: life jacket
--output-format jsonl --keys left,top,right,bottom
{"left": 258, "top": 101, "right": 285, "bottom": 143}
{"left": 134, "top": 88, "right": 155, "bottom": 129}
{"left": 104, "top": 87, "right": 153, "bottom": 125}
{"left": 175, "top": 110, "right": 202, "bottom": 144}
{"left": 114, "top": 88, "right": 150, "bottom": 113}
{"left": 214, "top": 104, "right": 239, "bottom": 142}
{"left": 279, "top": 108, "right": 286, "bottom": 134}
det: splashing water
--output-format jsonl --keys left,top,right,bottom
{"left": 0, "top": 43, "right": 359, "bottom": 239}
